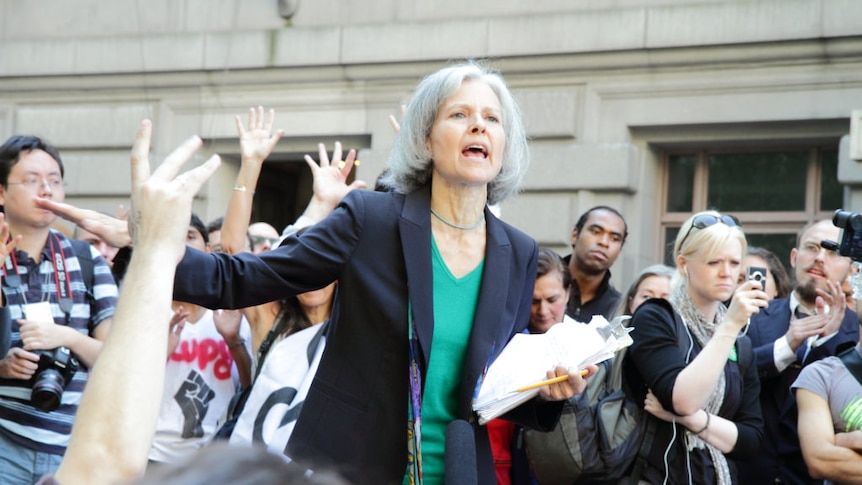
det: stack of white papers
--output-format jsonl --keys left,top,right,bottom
{"left": 472, "top": 315, "right": 632, "bottom": 424}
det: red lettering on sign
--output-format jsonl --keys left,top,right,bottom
{"left": 169, "top": 338, "right": 235, "bottom": 380}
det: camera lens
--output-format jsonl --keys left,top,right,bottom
{"left": 834, "top": 209, "right": 852, "bottom": 228}
{"left": 31, "top": 369, "right": 65, "bottom": 412}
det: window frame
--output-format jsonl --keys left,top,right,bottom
{"left": 659, "top": 145, "right": 841, "bottom": 263}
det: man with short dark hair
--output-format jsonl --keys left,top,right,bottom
{"left": 205, "top": 216, "right": 224, "bottom": 253}
{"left": 74, "top": 223, "right": 118, "bottom": 267}
{"left": 563, "top": 206, "right": 627, "bottom": 321}
{"left": 0, "top": 135, "right": 118, "bottom": 484}
{"left": 739, "top": 220, "right": 860, "bottom": 485}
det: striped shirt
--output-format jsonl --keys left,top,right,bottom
{"left": 0, "top": 230, "right": 118, "bottom": 454}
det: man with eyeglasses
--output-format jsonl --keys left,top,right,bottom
{"left": 739, "top": 220, "right": 859, "bottom": 485}
{"left": 0, "top": 135, "right": 118, "bottom": 484}
{"left": 247, "top": 222, "right": 281, "bottom": 254}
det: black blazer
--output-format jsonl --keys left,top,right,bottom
{"left": 738, "top": 297, "right": 859, "bottom": 485}
{"left": 173, "top": 185, "right": 562, "bottom": 484}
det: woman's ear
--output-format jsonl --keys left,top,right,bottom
{"left": 676, "top": 254, "right": 687, "bottom": 277}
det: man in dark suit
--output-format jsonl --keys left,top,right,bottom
{"left": 739, "top": 220, "right": 859, "bottom": 485}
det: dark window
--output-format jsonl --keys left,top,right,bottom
{"left": 707, "top": 152, "right": 807, "bottom": 212}
{"left": 667, "top": 155, "right": 696, "bottom": 213}
{"left": 661, "top": 146, "right": 842, "bottom": 267}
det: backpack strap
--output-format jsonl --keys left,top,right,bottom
{"left": 639, "top": 297, "right": 694, "bottom": 361}
{"left": 839, "top": 346, "right": 862, "bottom": 387}
{"left": 627, "top": 402, "right": 658, "bottom": 483}
{"left": 68, "top": 238, "right": 95, "bottom": 300}
{"left": 626, "top": 298, "right": 695, "bottom": 482}
{"left": 735, "top": 335, "right": 753, "bottom": 376}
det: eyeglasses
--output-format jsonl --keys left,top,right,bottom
{"left": 678, "top": 213, "right": 741, "bottom": 250}
{"left": 798, "top": 241, "right": 842, "bottom": 259}
{"left": 7, "top": 176, "right": 65, "bottom": 191}
{"left": 250, "top": 235, "right": 280, "bottom": 247}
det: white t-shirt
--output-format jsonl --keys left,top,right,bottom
{"left": 230, "top": 322, "right": 327, "bottom": 455}
{"left": 149, "top": 309, "right": 251, "bottom": 462}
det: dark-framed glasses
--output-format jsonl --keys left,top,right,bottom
{"left": 250, "top": 235, "right": 280, "bottom": 247}
{"left": 679, "top": 213, "right": 741, "bottom": 249}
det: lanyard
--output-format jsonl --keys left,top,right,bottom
{"left": 2, "top": 247, "right": 21, "bottom": 288}
{"left": 2, "top": 233, "right": 75, "bottom": 317}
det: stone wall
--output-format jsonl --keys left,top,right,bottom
{"left": 1, "top": 0, "right": 860, "bottom": 283}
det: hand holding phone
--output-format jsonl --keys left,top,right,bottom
{"left": 746, "top": 266, "right": 767, "bottom": 290}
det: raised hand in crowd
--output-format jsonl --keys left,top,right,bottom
{"left": 297, "top": 142, "right": 367, "bottom": 227}
{"left": 35, "top": 199, "right": 131, "bottom": 249}
{"left": 785, "top": 280, "right": 847, "bottom": 351}
{"left": 238, "top": 106, "right": 284, "bottom": 164}
{"left": 218, "top": 106, "right": 284, "bottom": 255}
{"left": 54, "top": 120, "right": 220, "bottom": 485}
{"left": 166, "top": 306, "right": 190, "bottom": 356}
{"left": 213, "top": 309, "right": 245, "bottom": 348}
{"left": 387, "top": 103, "right": 406, "bottom": 133}
{"left": 214, "top": 308, "right": 251, "bottom": 388}
{"left": 720, "top": 278, "right": 769, "bottom": 335}
{"left": 813, "top": 279, "right": 846, "bottom": 338}
{"left": 0, "top": 213, "right": 21, "bottom": 264}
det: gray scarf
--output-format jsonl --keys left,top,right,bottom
{"left": 670, "top": 283, "right": 732, "bottom": 485}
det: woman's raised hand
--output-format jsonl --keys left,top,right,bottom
{"left": 236, "top": 106, "right": 284, "bottom": 164}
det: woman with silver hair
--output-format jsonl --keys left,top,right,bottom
{"left": 623, "top": 211, "right": 767, "bottom": 484}
{"left": 615, "top": 263, "right": 675, "bottom": 317}
{"left": 172, "top": 61, "right": 593, "bottom": 484}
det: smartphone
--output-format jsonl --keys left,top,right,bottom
{"left": 746, "top": 266, "right": 767, "bottom": 288}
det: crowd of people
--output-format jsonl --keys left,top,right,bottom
{"left": 0, "top": 60, "right": 860, "bottom": 485}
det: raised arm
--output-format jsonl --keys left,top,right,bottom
{"left": 55, "top": 120, "right": 220, "bottom": 485}
{"left": 671, "top": 280, "right": 767, "bottom": 414}
{"left": 219, "top": 106, "right": 284, "bottom": 255}
{"left": 283, "top": 142, "right": 367, "bottom": 235}
{"left": 34, "top": 200, "right": 130, "bottom": 249}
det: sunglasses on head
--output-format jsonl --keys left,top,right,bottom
{"left": 679, "top": 213, "right": 741, "bottom": 250}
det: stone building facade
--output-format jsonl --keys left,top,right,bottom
{"left": 1, "top": 0, "right": 860, "bottom": 285}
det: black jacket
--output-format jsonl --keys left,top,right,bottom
{"left": 173, "top": 185, "right": 563, "bottom": 484}
{"left": 561, "top": 255, "right": 621, "bottom": 321}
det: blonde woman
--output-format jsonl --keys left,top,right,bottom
{"left": 624, "top": 211, "right": 768, "bottom": 484}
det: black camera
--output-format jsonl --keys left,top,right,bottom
{"left": 30, "top": 347, "right": 79, "bottom": 412}
{"left": 830, "top": 209, "right": 862, "bottom": 262}
{"left": 746, "top": 266, "right": 767, "bottom": 286}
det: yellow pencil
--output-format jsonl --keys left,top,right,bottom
{"left": 515, "top": 369, "right": 589, "bottom": 393}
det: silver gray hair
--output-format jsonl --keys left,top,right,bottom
{"left": 382, "top": 61, "right": 530, "bottom": 205}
